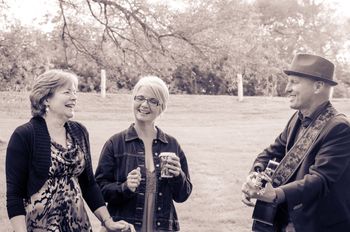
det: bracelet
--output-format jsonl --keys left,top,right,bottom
{"left": 101, "top": 216, "right": 113, "bottom": 226}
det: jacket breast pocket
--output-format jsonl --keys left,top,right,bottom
{"left": 113, "top": 152, "right": 143, "bottom": 179}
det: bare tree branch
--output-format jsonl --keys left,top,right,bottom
{"left": 57, "top": 0, "right": 207, "bottom": 73}
{"left": 59, "top": 0, "right": 104, "bottom": 67}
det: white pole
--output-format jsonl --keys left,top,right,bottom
{"left": 101, "top": 69, "right": 106, "bottom": 98}
{"left": 237, "top": 73, "right": 243, "bottom": 102}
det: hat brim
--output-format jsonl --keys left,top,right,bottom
{"left": 283, "top": 70, "right": 338, "bottom": 86}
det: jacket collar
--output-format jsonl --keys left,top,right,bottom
{"left": 287, "top": 101, "right": 333, "bottom": 150}
{"left": 125, "top": 123, "right": 168, "bottom": 144}
{"left": 297, "top": 101, "right": 331, "bottom": 128}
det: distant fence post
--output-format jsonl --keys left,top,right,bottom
{"left": 101, "top": 69, "right": 106, "bottom": 98}
{"left": 191, "top": 71, "right": 197, "bottom": 94}
{"left": 237, "top": 73, "right": 243, "bottom": 102}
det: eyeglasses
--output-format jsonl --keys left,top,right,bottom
{"left": 134, "top": 95, "right": 160, "bottom": 107}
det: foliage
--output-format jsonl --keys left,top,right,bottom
{"left": 0, "top": 25, "right": 53, "bottom": 91}
{"left": 0, "top": 0, "right": 349, "bottom": 97}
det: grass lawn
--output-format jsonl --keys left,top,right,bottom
{"left": 1, "top": 91, "right": 350, "bottom": 232}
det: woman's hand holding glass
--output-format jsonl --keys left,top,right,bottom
{"left": 126, "top": 167, "right": 141, "bottom": 192}
{"left": 166, "top": 155, "right": 181, "bottom": 177}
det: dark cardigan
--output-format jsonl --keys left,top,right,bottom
{"left": 6, "top": 116, "right": 105, "bottom": 219}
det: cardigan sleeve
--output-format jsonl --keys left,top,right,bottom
{"left": 75, "top": 122, "right": 106, "bottom": 212}
{"left": 6, "top": 125, "right": 31, "bottom": 219}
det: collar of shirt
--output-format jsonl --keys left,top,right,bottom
{"left": 298, "top": 101, "right": 331, "bottom": 128}
{"left": 125, "top": 123, "right": 168, "bottom": 143}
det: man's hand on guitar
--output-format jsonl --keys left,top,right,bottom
{"left": 241, "top": 172, "right": 259, "bottom": 206}
{"left": 255, "top": 182, "right": 277, "bottom": 203}
{"left": 242, "top": 193, "right": 255, "bottom": 207}
{"left": 241, "top": 172, "right": 277, "bottom": 205}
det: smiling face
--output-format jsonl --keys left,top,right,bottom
{"left": 46, "top": 80, "right": 77, "bottom": 122}
{"left": 133, "top": 86, "right": 162, "bottom": 124}
{"left": 285, "top": 75, "right": 317, "bottom": 112}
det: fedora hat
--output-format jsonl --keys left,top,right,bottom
{"left": 283, "top": 53, "right": 337, "bottom": 86}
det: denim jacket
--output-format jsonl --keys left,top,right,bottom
{"left": 95, "top": 124, "right": 192, "bottom": 231}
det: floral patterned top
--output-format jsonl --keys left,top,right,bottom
{"left": 25, "top": 133, "right": 92, "bottom": 231}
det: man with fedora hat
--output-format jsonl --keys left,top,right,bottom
{"left": 241, "top": 53, "right": 350, "bottom": 232}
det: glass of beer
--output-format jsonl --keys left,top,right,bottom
{"left": 159, "top": 152, "right": 177, "bottom": 178}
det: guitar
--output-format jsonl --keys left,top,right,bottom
{"left": 251, "top": 160, "right": 279, "bottom": 231}
{"left": 252, "top": 200, "right": 278, "bottom": 230}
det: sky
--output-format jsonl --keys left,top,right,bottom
{"left": 324, "top": 0, "right": 350, "bottom": 18}
{"left": 6, "top": 0, "right": 350, "bottom": 30}
{"left": 5, "top": 0, "right": 58, "bottom": 31}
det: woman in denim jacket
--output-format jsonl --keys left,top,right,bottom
{"left": 95, "top": 76, "right": 192, "bottom": 232}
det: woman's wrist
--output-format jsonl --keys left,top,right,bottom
{"left": 101, "top": 216, "right": 113, "bottom": 227}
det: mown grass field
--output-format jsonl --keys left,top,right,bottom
{"left": 1, "top": 91, "right": 350, "bottom": 232}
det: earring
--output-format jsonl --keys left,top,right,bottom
{"left": 45, "top": 106, "right": 49, "bottom": 113}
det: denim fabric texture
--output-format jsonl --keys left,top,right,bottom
{"left": 95, "top": 124, "right": 192, "bottom": 231}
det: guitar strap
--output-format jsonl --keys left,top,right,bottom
{"left": 271, "top": 105, "right": 338, "bottom": 187}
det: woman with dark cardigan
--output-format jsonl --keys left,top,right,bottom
{"left": 6, "top": 69, "right": 135, "bottom": 232}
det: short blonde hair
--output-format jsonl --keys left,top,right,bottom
{"left": 30, "top": 69, "right": 78, "bottom": 117}
{"left": 132, "top": 76, "right": 169, "bottom": 113}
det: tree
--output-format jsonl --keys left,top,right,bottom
{"left": 0, "top": 25, "right": 54, "bottom": 90}
{"left": 0, "top": 0, "right": 349, "bottom": 96}
{"left": 56, "top": 0, "right": 203, "bottom": 72}
{"left": 252, "top": 0, "right": 348, "bottom": 96}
